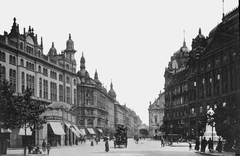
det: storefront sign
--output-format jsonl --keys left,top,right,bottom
{"left": 44, "top": 116, "right": 63, "bottom": 120}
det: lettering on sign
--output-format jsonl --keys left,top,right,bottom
{"left": 44, "top": 116, "right": 63, "bottom": 120}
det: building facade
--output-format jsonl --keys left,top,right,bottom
{"left": 163, "top": 7, "right": 239, "bottom": 140}
{"left": 0, "top": 17, "right": 145, "bottom": 147}
{"left": 148, "top": 91, "right": 165, "bottom": 137}
{"left": 0, "top": 18, "right": 80, "bottom": 147}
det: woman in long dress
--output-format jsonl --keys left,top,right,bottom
{"left": 105, "top": 140, "right": 109, "bottom": 152}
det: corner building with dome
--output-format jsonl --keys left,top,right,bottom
{"left": 0, "top": 18, "right": 141, "bottom": 148}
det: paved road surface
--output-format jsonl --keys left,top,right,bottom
{"left": 6, "top": 139, "right": 204, "bottom": 156}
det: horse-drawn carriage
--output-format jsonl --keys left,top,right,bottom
{"left": 114, "top": 124, "right": 128, "bottom": 148}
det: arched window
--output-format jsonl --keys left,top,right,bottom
{"left": 22, "top": 72, "right": 25, "bottom": 93}
{"left": 12, "top": 56, "right": 16, "bottom": 65}
{"left": 0, "top": 65, "right": 6, "bottom": 82}
{"left": 0, "top": 52, "right": 6, "bottom": 61}
{"left": 38, "top": 65, "right": 41, "bottom": 72}
{"left": 9, "top": 69, "right": 12, "bottom": 77}
{"left": 1, "top": 66, "right": 6, "bottom": 76}
{"left": 74, "top": 79, "right": 76, "bottom": 85}
{"left": 20, "top": 59, "right": 24, "bottom": 66}
{"left": 20, "top": 42, "right": 23, "bottom": 50}
{"left": 9, "top": 55, "right": 12, "bottom": 63}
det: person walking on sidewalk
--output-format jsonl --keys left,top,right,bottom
{"left": 42, "top": 140, "right": 46, "bottom": 152}
{"left": 195, "top": 138, "right": 200, "bottom": 151}
{"left": 105, "top": 140, "right": 109, "bottom": 152}
{"left": 201, "top": 137, "right": 207, "bottom": 153}
{"left": 208, "top": 138, "right": 213, "bottom": 152}
{"left": 46, "top": 143, "right": 51, "bottom": 155}
{"left": 189, "top": 141, "right": 192, "bottom": 151}
{"left": 216, "top": 138, "right": 222, "bottom": 153}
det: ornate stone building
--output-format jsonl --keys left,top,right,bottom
{"left": 0, "top": 17, "right": 145, "bottom": 148}
{"left": 163, "top": 7, "right": 239, "bottom": 140}
{"left": 0, "top": 18, "right": 79, "bottom": 147}
{"left": 148, "top": 91, "right": 165, "bottom": 137}
{"left": 76, "top": 53, "right": 117, "bottom": 139}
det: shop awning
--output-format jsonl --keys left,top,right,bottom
{"left": 49, "top": 122, "right": 65, "bottom": 135}
{"left": 97, "top": 128, "right": 103, "bottom": 133}
{"left": 1, "top": 128, "right": 12, "bottom": 133}
{"left": 87, "top": 128, "right": 95, "bottom": 135}
{"left": 64, "top": 123, "right": 71, "bottom": 128}
{"left": 72, "top": 125, "right": 84, "bottom": 136}
{"left": 18, "top": 127, "right": 32, "bottom": 135}
{"left": 71, "top": 127, "right": 80, "bottom": 137}
{"left": 80, "top": 129, "right": 86, "bottom": 135}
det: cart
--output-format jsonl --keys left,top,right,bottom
{"left": 114, "top": 124, "right": 128, "bottom": 148}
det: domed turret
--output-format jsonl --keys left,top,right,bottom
{"left": 175, "top": 39, "right": 190, "bottom": 55}
{"left": 79, "top": 52, "right": 86, "bottom": 77}
{"left": 94, "top": 70, "right": 101, "bottom": 85}
{"left": 192, "top": 28, "right": 207, "bottom": 50}
{"left": 108, "top": 81, "right": 116, "bottom": 99}
{"left": 66, "top": 34, "right": 75, "bottom": 51}
{"left": 65, "top": 34, "right": 76, "bottom": 61}
{"left": 48, "top": 42, "right": 57, "bottom": 56}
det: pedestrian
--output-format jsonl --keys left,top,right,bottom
{"left": 160, "top": 137, "right": 165, "bottom": 147}
{"left": 42, "top": 139, "right": 46, "bottom": 152}
{"left": 200, "top": 137, "right": 207, "bottom": 153}
{"left": 216, "top": 138, "right": 222, "bottom": 153}
{"left": 46, "top": 143, "right": 51, "bottom": 155}
{"left": 27, "top": 141, "right": 32, "bottom": 154}
{"left": 189, "top": 141, "right": 192, "bottom": 151}
{"left": 208, "top": 138, "right": 213, "bottom": 152}
{"left": 195, "top": 138, "right": 200, "bottom": 151}
{"left": 105, "top": 140, "right": 109, "bottom": 152}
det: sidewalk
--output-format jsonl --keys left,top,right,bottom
{"left": 168, "top": 142, "right": 235, "bottom": 156}
{"left": 195, "top": 150, "right": 235, "bottom": 156}
{"left": 3, "top": 143, "right": 88, "bottom": 156}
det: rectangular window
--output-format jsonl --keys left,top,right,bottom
{"left": 66, "top": 86, "right": 70, "bottom": 104}
{"left": 59, "top": 74, "right": 63, "bottom": 82}
{"left": 74, "top": 89, "right": 76, "bottom": 105}
{"left": 66, "top": 76, "right": 70, "bottom": 84}
{"left": 59, "top": 84, "right": 63, "bottom": 102}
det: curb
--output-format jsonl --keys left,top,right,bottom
{"left": 195, "top": 151, "right": 235, "bottom": 156}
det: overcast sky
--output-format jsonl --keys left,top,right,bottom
{"left": 1, "top": 0, "right": 238, "bottom": 125}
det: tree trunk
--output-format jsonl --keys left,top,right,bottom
{"left": 0, "top": 130, "right": 2, "bottom": 156}
{"left": 24, "top": 124, "right": 26, "bottom": 156}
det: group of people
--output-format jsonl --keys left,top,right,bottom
{"left": 193, "top": 137, "right": 222, "bottom": 153}
{"left": 27, "top": 140, "right": 51, "bottom": 155}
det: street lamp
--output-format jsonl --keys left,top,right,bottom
{"left": 207, "top": 108, "right": 215, "bottom": 149}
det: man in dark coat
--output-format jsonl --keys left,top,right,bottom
{"left": 201, "top": 137, "right": 207, "bottom": 153}
{"left": 216, "top": 138, "right": 222, "bottom": 153}
{"left": 208, "top": 138, "right": 213, "bottom": 152}
{"left": 195, "top": 138, "right": 200, "bottom": 151}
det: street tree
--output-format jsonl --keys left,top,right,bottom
{"left": 14, "top": 87, "right": 46, "bottom": 156}
{"left": 0, "top": 76, "right": 46, "bottom": 156}
{"left": 0, "top": 79, "right": 17, "bottom": 155}
{"left": 214, "top": 94, "right": 240, "bottom": 152}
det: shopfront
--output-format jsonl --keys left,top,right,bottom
{"left": 38, "top": 102, "right": 80, "bottom": 147}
